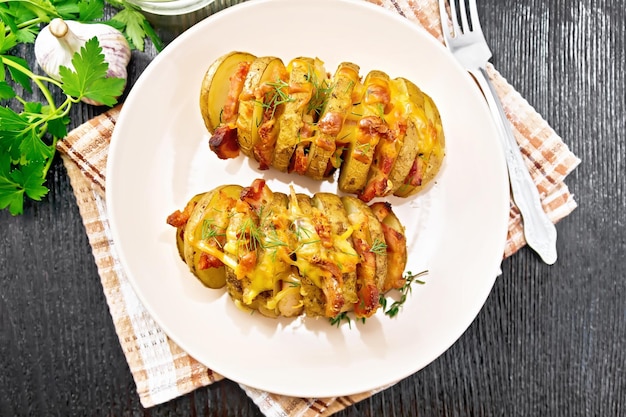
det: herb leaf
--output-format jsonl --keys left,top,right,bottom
{"left": 108, "top": 6, "right": 164, "bottom": 52}
{"left": 76, "top": 0, "right": 105, "bottom": 21}
{"left": 382, "top": 270, "right": 428, "bottom": 318}
{"left": 59, "top": 37, "right": 125, "bottom": 105}
{"left": 4, "top": 55, "right": 33, "bottom": 92}
{"left": 0, "top": 160, "right": 48, "bottom": 215}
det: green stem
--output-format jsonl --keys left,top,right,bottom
{"left": 16, "top": 17, "right": 46, "bottom": 30}
{"left": 21, "top": 96, "right": 74, "bottom": 145}
{"left": 40, "top": 136, "right": 59, "bottom": 178}
{"left": 0, "top": 56, "right": 60, "bottom": 111}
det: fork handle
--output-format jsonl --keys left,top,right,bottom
{"left": 472, "top": 67, "right": 558, "bottom": 265}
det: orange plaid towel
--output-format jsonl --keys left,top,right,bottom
{"left": 57, "top": 0, "right": 580, "bottom": 414}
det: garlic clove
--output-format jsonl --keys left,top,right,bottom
{"left": 35, "top": 18, "right": 132, "bottom": 105}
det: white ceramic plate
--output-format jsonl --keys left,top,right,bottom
{"left": 107, "top": 0, "right": 509, "bottom": 398}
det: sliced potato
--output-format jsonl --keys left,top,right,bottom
{"left": 250, "top": 191, "right": 293, "bottom": 317}
{"left": 394, "top": 91, "right": 446, "bottom": 197}
{"left": 359, "top": 77, "right": 427, "bottom": 202}
{"left": 272, "top": 57, "right": 326, "bottom": 172}
{"left": 183, "top": 185, "right": 242, "bottom": 288}
{"left": 200, "top": 51, "right": 256, "bottom": 133}
{"left": 337, "top": 70, "right": 391, "bottom": 194}
{"left": 293, "top": 193, "right": 350, "bottom": 317}
{"left": 183, "top": 190, "right": 217, "bottom": 279}
{"left": 306, "top": 62, "right": 361, "bottom": 180}
{"left": 251, "top": 60, "right": 292, "bottom": 169}
{"left": 225, "top": 189, "right": 296, "bottom": 318}
{"left": 386, "top": 77, "right": 425, "bottom": 193}
{"left": 276, "top": 267, "right": 304, "bottom": 318}
{"left": 369, "top": 201, "right": 407, "bottom": 292}
{"left": 341, "top": 196, "right": 387, "bottom": 318}
{"left": 311, "top": 192, "right": 359, "bottom": 309}
{"left": 235, "top": 57, "right": 287, "bottom": 158}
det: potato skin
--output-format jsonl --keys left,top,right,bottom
{"left": 167, "top": 180, "right": 409, "bottom": 320}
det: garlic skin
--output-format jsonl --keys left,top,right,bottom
{"left": 35, "top": 18, "right": 131, "bottom": 105}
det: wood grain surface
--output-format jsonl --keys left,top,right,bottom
{"left": 1, "top": 1, "right": 624, "bottom": 416}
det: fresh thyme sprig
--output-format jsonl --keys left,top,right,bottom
{"left": 380, "top": 270, "right": 428, "bottom": 318}
{"left": 329, "top": 311, "right": 351, "bottom": 328}
{"left": 329, "top": 270, "right": 428, "bottom": 326}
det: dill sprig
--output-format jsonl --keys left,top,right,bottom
{"left": 376, "top": 103, "right": 387, "bottom": 122}
{"left": 292, "top": 221, "right": 313, "bottom": 241}
{"left": 355, "top": 141, "right": 372, "bottom": 154}
{"left": 259, "top": 79, "right": 294, "bottom": 119}
{"left": 329, "top": 311, "right": 367, "bottom": 328}
{"left": 305, "top": 68, "right": 332, "bottom": 117}
{"left": 238, "top": 217, "right": 263, "bottom": 252}
{"left": 369, "top": 238, "right": 388, "bottom": 256}
{"left": 262, "top": 232, "right": 288, "bottom": 249}
{"left": 201, "top": 219, "right": 225, "bottom": 244}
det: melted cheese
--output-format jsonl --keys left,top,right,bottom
{"left": 191, "top": 185, "right": 365, "bottom": 312}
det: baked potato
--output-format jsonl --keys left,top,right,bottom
{"left": 166, "top": 179, "right": 408, "bottom": 320}
{"left": 200, "top": 51, "right": 445, "bottom": 202}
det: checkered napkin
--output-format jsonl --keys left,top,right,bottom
{"left": 56, "top": 0, "right": 580, "bottom": 414}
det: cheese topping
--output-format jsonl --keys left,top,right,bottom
{"left": 191, "top": 181, "right": 362, "bottom": 316}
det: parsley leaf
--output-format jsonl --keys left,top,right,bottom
{"left": 59, "top": 37, "right": 125, "bottom": 105}
{"left": 76, "top": 0, "right": 105, "bottom": 21}
{"left": 0, "top": 81, "right": 16, "bottom": 99}
{"left": 0, "top": 161, "right": 48, "bottom": 215}
{"left": 4, "top": 55, "right": 33, "bottom": 92}
{"left": 109, "top": 8, "right": 146, "bottom": 50}
{"left": 109, "top": 6, "right": 164, "bottom": 52}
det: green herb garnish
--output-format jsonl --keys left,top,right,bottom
{"left": 380, "top": 270, "right": 428, "bottom": 318}
{"left": 259, "top": 79, "right": 294, "bottom": 118}
{"left": 305, "top": 66, "right": 331, "bottom": 117}
{"left": 369, "top": 238, "right": 387, "bottom": 256}
{"left": 329, "top": 311, "right": 351, "bottom": 328}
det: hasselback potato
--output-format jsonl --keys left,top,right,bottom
{"left": 166, "top": 179, "right": 408, "bottom": 319}
{"left": 200, "top": 51, "right": 446, "bottom": 202}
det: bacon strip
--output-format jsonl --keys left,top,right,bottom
{"left": 209, "top": 125, "right": 240, "bottom": 159}
{"left": 221, "top": 62, "right": 251, "bottom": 124}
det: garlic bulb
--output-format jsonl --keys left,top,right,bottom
{"left": 35, "top": 18, "right": 131, "bottom": 105}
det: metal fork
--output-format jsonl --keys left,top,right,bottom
{"left": 438, "top": 0, "right": 558, "bottom": 265}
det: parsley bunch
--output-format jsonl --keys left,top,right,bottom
{"left": 0, "top": 0, "right": 163, "bottom": 215}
